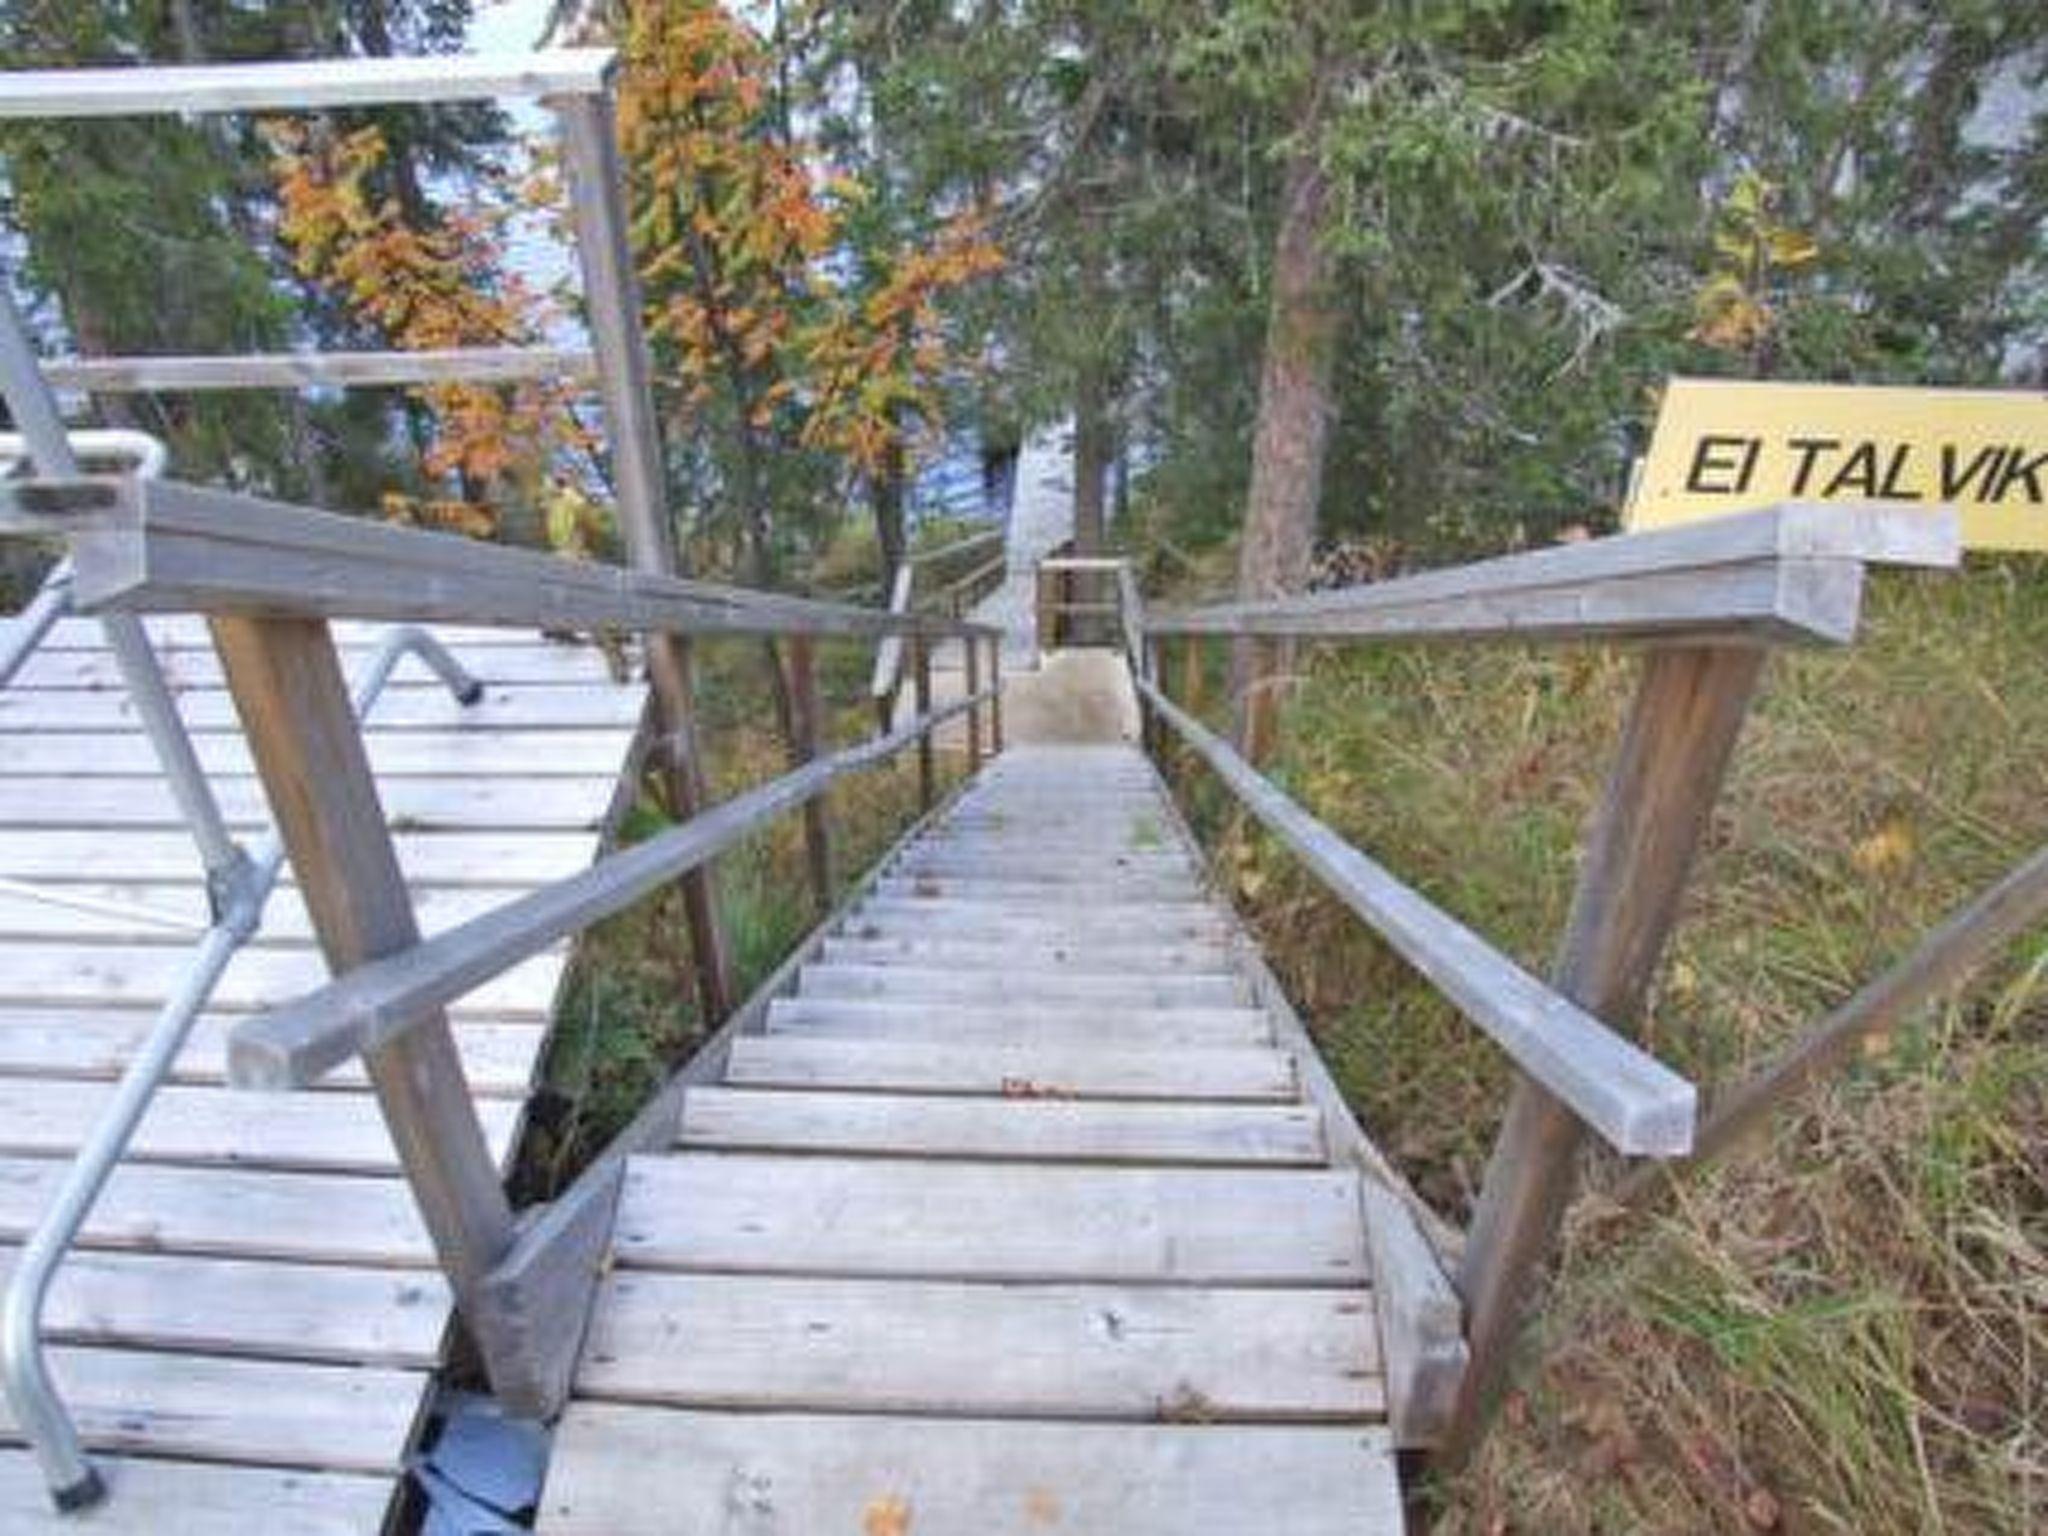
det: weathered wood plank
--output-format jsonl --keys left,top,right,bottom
{"left": 1, "top": 1247, "right": 450, "bottom": 1365}
{"left": 0, "top": 882, "right": 521, "bottom": 943}
{"left": 676, "top": 1088, "right": 1325, "bottom": 1166}
{"left": 796, "top": 962, "right": 1243, "bottom": 1010}
{"left": 764, "top": 998, "right": 1273, "bottom": 1048}
{"left": 0, "top": 1451, "right": 393, "bottom": 1534}
{"left": 0, "top": 684, "right": 642, "bottom": 731}
{"left": 0, "top": 776, "right": 617, "bottom": 833}
{"left": 0, "top": 1079, "right": 519, "bottom": 1173}
{"left": 540, "top": 1408, "right": 1403, "bottom": 1536}
{"left": 725, "top": 1037, "right": 1295, "bottom": 1101}
{"left": 0, "top": 829, "right": 602, "bottom": 885}
{"left": 0, "top": 1159, "right": 434, "bottom": 1266}
{"left": 575, "top": 1273, "right": 1381, "bottom": 1420}
{"left": 1148, "top": 502, "right": 1959, "bottom": 646}
{"left": 847, "top": 897, "right": 1228, "bottom": 943}
{"left": 6, "top": 639, "right": 620, "bottom": 690}
{"left": 817, "top": 933, "right": 1233, "bottom": 975}
{"left": 0, "top": 728, "right": 645, "bottom": 776}
{"left": 55, "top": 478, "right": 989, "bottom": 644}
{"left": 615, "top": 1156, "right": 1363, "bottom": 1283}
{"left": 1451, "top": 644, "right": 1766, "bottom": 1459}
{"left": 0, "top": 1348, "right": 425, "bottom": 1472}
{"left": 0, "top": 1008, "right": 541, "bottom": 1096}
{"left": 223, "top": 691, "right": 995, "bottom": 1089}
{"left": 0, "top": 941, "right": 562, "bottom": 1018}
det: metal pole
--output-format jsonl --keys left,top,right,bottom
{"left": 555, "top": 90, "right": 735, "bottom": 1020}
{"left": 0, "top": 289, "right": 249, "bottom": 900}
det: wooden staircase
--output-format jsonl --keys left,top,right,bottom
{"left": 540, "top": 743, "right": 1404, "bottom": 1534}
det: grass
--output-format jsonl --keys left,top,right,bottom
{"left": 1165, "top": 561, "right": 2048, "bottom": 1532}
{"left": 513, "top": 634, "right": 961, "bottom": 1200}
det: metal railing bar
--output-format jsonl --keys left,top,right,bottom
{"left": 40, "top": 347, "right": 594, "bottom": 395}
{"left": 0, "top": 49, "right": 617, "bottom": 120}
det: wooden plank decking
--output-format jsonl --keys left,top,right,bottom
{"left": 539, "top": 744, "right": 1406, "bottom": 1534}
{"left": 0, "top": 615, "right": 645, "bottom": 1532}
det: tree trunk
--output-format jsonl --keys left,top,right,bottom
{"left": 1232, "top": 71, "right": 1341, "bottom": 760}
{"left": 873, "top": 423, "right": 907, "bottom": 589}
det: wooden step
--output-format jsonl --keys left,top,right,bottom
{"left": 818, "top": 934, "right": 1234, "bottom": 975}
{"left": 0, "top": 1451, "right": 392, "bottom": 1535}
{"left": 0, "top": 1159, "right": 434, "bottom": 1266}
{"left": 1, "top": 1246, "right": 449, "bottom": 1365}
{"left": 573, "top": 1273, "right": 1381, "bottom": 1421}
{"left": 0, "top": 1347, "right": 424, "bottom": 1473}
{"left": 765, "top": 998, "right": 1274, "bottom": 1048}
{"left": 677, "top": 1087, "right": 1324, "bottom": 1166}
{"left": 541, "top": 1408, "right": 1402, "bottom": 1536}
{"left": 726, "top": 1036, "right": 1294, "bottom": 1101}
{"left": 848, "top": 898, "right": 1228, "bottom": 943}
{"left": 797, "top": 963, "right": 1244, "bottom": 1010}
{"left": 0, "top": 727, "right": 639, "bottom": 778}
{"left": 871, "top": 875, "right": 1209, "bottom": 906}
{"left": 615, "top": 1155, "right": 1365, "bottom": 1283}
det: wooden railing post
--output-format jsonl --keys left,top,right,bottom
{"left": 209, "top": 616, "right": 527, "bottom": 1388}
{"left": 787, "top": 635, "right": 833, "bottom": 911}
{"left": 964, "top": 632, "right": 984, "bottom": 770}
{"left": 912, "top": 633, "right": 936, "bottom": 810}
{"left": 1035, "top": 565, "right": 1055, "bottom": 657}
{"left": 557, "top": 89, "right": 734, "bottom": 1022}
{"left": 988, "top": 636, "right": 1004, "bottom": 755}
{"left": 1444, "top": 644, "right": 1767, "bottom": 1462}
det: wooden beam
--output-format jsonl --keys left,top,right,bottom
{"left": 206, "top": 615, "right": 524, "bottom": 1393}
{"left": 964, "top": 635, "right": 983, "bottom": 770}
{"left": 1445, "top": 645, "right": 1767, "bottom": 1464}
{"left": 0, "top": 49, "right": 616, "bottom": 119}
{"left": 41, "top": 348, "right": 592, "bottom": 393}
{"left": 42, "top": 477, "right": 989, "bottom": 641}
{"left": 1615, "top": 837, "right": 2048, "bottom": 1214}
{"left": 1149, "top": 503, "right": 1958, "bottom": 647}
{"left": 913, "top": 635, "right": 936, "bottom": 811}
{"left": 1137, "top": 676, "right": 1696, "bottom": 1156}
{"left": 227, "top": 689, "right": 993, "bottom": 1089}
{"left": 988, "top": 637, "right": 1004, "bottom": 755}
{"left": 787, "top": 636, "right": 834, "bottom": 911}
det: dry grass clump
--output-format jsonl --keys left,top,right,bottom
{"left": 1181, "top": 561, "right": 2048, "bottom": 1531}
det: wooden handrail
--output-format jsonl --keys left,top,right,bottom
{"left": 2, "top": 476, "right": 997, "bottom": 644}
{"left": 908, "top": 528, "right": 1004, "bottom": 568}
{"left": 226, "top": 688, "right": 995, "bottom": 1090}
{"left": 1134, "top": 675, "right": 1697, "bottom": 1156}
{"left": 1148, "top": 502, "right": 1959, "bottom": 646}
{"left": 0, "top": 49, "right": 616, "bottom": 118}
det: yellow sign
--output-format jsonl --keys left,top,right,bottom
{"left": 1626, "top": 377, "right": 2048, "bottom": 550}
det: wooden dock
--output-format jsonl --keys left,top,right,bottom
{"left": 0, "top": 616, "right": 645, "bottom": 1532}
{"left": 538, "top": 744, "right": 1406, "bottom": 1534}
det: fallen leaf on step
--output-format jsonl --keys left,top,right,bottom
{"left": 864, "top": 1493, "right": 912, "bottom": 1536}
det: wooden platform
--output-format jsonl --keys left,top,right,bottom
{"left": 539, "top": 745, "right": 1407, "bottom": 1534}
{"left": 0, "top": 615, "right": 645, "bottom": 1532}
